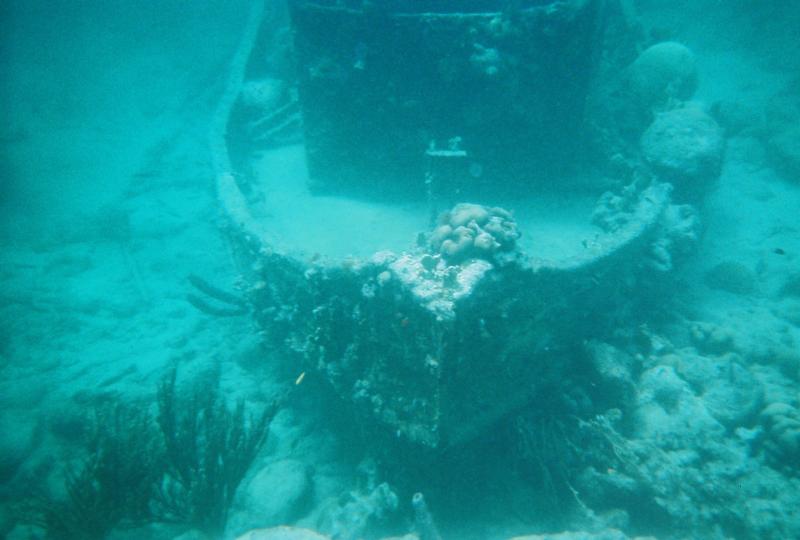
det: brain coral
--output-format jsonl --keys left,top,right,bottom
{"left": 628, "top": 41, "right": 698, "bottom": 108}
{"left": 428, "top": 203, "right": 519, "bottom": 263}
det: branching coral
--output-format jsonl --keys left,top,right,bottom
{"left": 19, "top": 403, "right": 159, "bottom": 540}
{"left": 17, "top": 369, "right": 277, "bottom": 539}
{"left": 152, "top": 367, "right": 278, "bottom": 537}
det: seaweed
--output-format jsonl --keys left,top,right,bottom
{"left": 152, "top": 366, "right": 278, "bottom": 537}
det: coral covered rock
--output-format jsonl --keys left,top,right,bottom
{"left": 641, "top": 105, "right": 725, "bottom": 198}
{"left": 702, "top": 360, "right": 764, "bottom": 429}
{"left": 635, "top": 365, "right": 725, "bottom": 443}
{"left": 689, "top": 321, "right": 735, "bottom": 355}
{"left": 646, "top": 202, "right": 700, "bottom": 271}
{"left": 760, "top": 402, "right": 800, "bottom": 473}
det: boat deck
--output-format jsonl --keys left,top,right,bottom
{"left": 248, "top": 145, "right": 604, "bottom": 262}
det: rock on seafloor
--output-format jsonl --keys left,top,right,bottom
{"left": 226, "top": 459, "right": 313, "bottom": 537}
{"left": 235, "top": 526, "right": 329, "bottom": 540}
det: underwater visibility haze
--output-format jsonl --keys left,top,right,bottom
{"left": 2, "top": 1, "right": 800, "bottom": 539}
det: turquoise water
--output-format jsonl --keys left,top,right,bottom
{"left": 2, "top": 2, "right": 800, "bottom": 539}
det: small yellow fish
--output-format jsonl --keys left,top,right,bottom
{"left": 295, "top": 372, "right": 306, "bottom": 385}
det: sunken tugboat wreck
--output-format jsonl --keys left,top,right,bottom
{"left": 215, "top": 1, "right": 705, "bottom": 449}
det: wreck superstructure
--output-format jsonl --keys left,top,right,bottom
{"left": 214, "top": 0, "right": 698, "bottom": 448}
